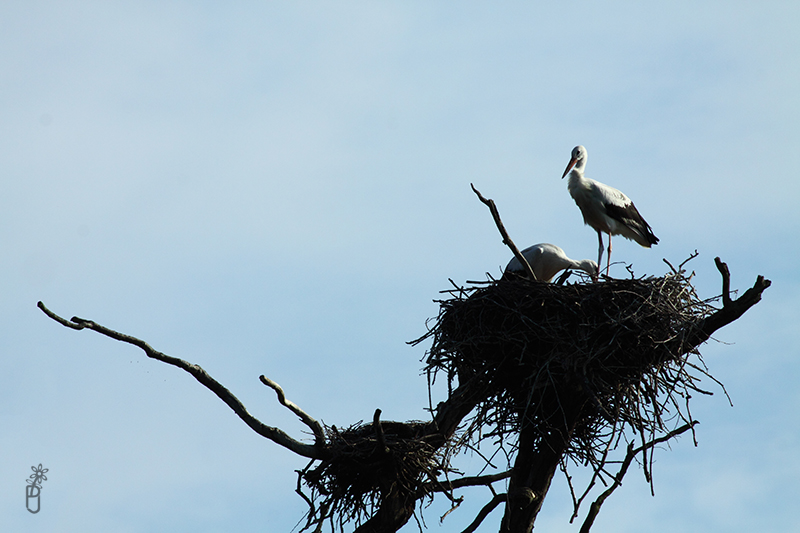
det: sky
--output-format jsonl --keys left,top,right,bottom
{"left": 2, "top": 1, "right": 799, "bottom": 532}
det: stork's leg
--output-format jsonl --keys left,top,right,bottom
{"left": 597, "top": 231, "right": 605, "bottom": 271}
{"left": 606, "top": 234, "right": 613, "bottom": 276}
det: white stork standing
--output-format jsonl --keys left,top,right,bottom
{"left": 503, "top": 243, "right": 599, "bottom": 282}
{"left": 562, "top": 145, "right": 658, "bottom": 275}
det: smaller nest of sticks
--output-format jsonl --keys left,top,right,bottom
{"left": 299, "top": 419, "right": 446, "bottom": 530}
{"left": 420, "top": 265, "right": 719, "bottom": 463}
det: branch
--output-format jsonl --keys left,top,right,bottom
{"left": 579, "top": 422, "right": 697, "bottom": 533}
{"left": 422, "top": 470, "right": 512, "bottom": 494}
{"left": 716, "top": 256, "right": 732, "bottom": 307}
{"left": 692, "top": 257, "right": 771, "bottom": 345}
{"left": 461, "top": 493, "right": 506, "bottom": 533}
{"left": 260, "top": 375, "right": 326, "bottom": 447}
{"left": 426, "top": 379, "right": 487, "bottom": 445}
{"left": 470, "top": 183, "right": 537, "bottom": 281}
{"left": 38, "top": 300, "right": 85, "bottom": 329}
{"left": 373, "top": 408, "right": 390, "bottom": 455}
{"left": 38, "top": 301, "right": 327, "bottom": 460}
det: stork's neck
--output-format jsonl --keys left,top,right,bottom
{"left": 574, "top": 156, "right": 587, "bottom": 173}
{"left": 567, "top": 166, "right": 587, "bottom": 188}
{"left": 572, "top": 259, "right": 598, "bottom": 278}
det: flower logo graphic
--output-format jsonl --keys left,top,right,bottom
{"left": 26, "top": 464, "right": 49, "bottom": 514}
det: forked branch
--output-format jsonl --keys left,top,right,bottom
{"left": 260, "top": 375, "right": 326, "bottom": 446}
{"left": 693, "top": 257, "right": 771, "bottom": 344}
{"left": 38, "top": 301, "right": 327, "bottom": 460}
{"left": 579, "top": 422, "right": 698, "bottom": 533}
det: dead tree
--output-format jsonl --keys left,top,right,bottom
{"left": 38, "top": 190, "right": 769, "bottom": 533}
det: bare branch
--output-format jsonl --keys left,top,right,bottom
{"left": 37, "top": 300, "right": 85, "bottom": 330}
{"left": 422, "top": 470, "right": 512, "bottom": 494}
{"left": 373, "top": 408, "right": 390, "bottom": 455}
{"left": 295, "top": 459, "right": 321, "bottom": 532}
{"left": 679, "top": 250, "right": 700, "bottom": 270}
{"left": 38, "top": 301, "right": 327, "bottom": 460}
{"left": 692, "top": 258, "right": 771, "bottom": 344}
{"left": 260, "top": 375, "right": 326, "bottom": 447}
{"left": 579, "top": 422, "right": 698, "bottom": 533}
{"left": 426, "top": 380, "right": 486, "bottom": 445}
{"left": 439, "top": 496, "right": 464, "bottom": 523}
{"left": 461, "top": 493, "right": 506, "bottom": 533}
{"left": 470, "top": 183, "right": 537, "bottom": 281}
{"left": 715, "top": 256, "right": 733, "bottom": 308}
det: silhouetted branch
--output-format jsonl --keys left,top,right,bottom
{"left": 716, "top": 257, "right": 732, "bottom": 307}
{"left": 579, "top": 421, "right": 698, "bottom": 533}
{"left": 461, "top": 493, "right": 506, "bottom": 533}
{"left": 38, "top": 301, "right": 326, "bottom": 460}
{"left": 423, "top": 470, "right": 512, "bottom": 494}
{"left": 693, "top": 257, "right": 771, "bottom": 344}
{"left": 470, "top": 183, "right": 537, "bottom": 281}
{"left": 373, "top": 408, "right": 390, "bottom": 455}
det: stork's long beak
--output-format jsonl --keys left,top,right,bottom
{"left": 561, "top": 157, "right": 577, "bottom": 179}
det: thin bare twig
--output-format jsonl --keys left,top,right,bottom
{"left": 579, "top": 422, "right": 698, "bottom": 533}
{"left": 439, "top": 496, "right": 464, "bottom": 523}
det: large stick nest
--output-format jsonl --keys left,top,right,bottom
{"left": 422, "top": 265, "right": 720, "bottom": 464}
{"left": 298, "top": 420, "right": 448, "bottom": 531}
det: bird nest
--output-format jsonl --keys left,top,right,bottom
{"left": 298, "top": 419, "right": 447, "bottom": 531}
{"left": 420, "top": 265, "right": 721, "bottom": 464}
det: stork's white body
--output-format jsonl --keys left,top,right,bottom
{"left": 562, "top": 146, "right": 658, "bottom": 274}
{"left": 504, "top": 243, "right": 598, "bottom": 282}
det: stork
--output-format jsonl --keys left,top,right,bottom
{"left": 562, "top": 145, "right": 658, "bottom": 275}
{"left": 503, "top": 243, "right": 598, "bottom": 282}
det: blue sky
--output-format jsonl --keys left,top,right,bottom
{"left": 2, "top": 2, "right": 798, "bottom": 532}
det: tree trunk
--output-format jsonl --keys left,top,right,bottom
{"left": 500, "top": 396, "right": 586, "bottom": 533}
{"left": 352, "top": 483, "right": 416, "bottom": 533}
